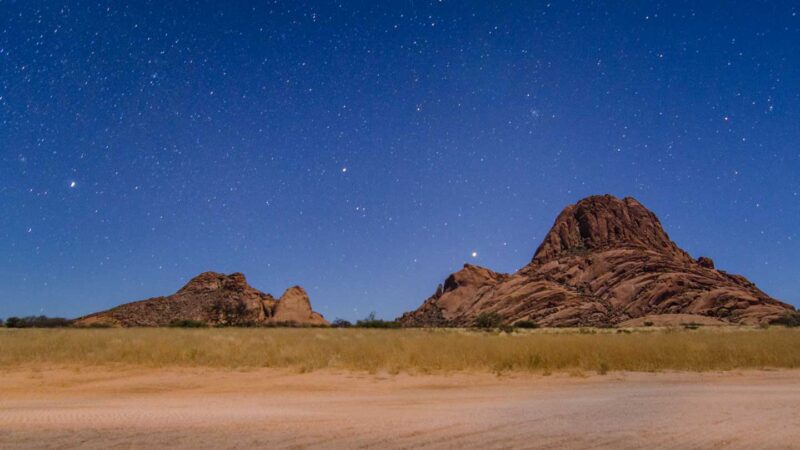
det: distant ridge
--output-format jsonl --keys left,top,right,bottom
{"left": 399, "top": 194, "right": 794, "bottom": 327}
{"left": 73, "top": 272, "right": 328, "bottom": 327}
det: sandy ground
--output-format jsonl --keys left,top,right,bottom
{"left": 1, "top": 368, "right": 799, "bottom": 449}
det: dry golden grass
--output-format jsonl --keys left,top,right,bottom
{"left": 1, "top": 327, "right": 799, "bottom": 374}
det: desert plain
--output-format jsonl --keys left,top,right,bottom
{"left": 2, "top": 327, "right": 800, "bottom": 449}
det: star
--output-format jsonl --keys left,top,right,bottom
{"left": 69, "top": 181, "right": 77, "bottom": 188}
{"left": 471, "top": 251, "right": 478, "bottom": 258}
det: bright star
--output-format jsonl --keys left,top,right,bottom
{"left": 471, "top": 251, "right": 478, "bottom": 258}
{"left": 69, "top": 181, "right": 76, "bottom": 188}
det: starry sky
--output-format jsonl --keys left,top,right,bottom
{"left": 2, "top": 1, "right": 799, "bottom": 321}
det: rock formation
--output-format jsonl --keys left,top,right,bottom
{"left": 399, "top": 195, "right": 794, "bottom": 327}
{"left": 73, "top": 272, "right": 328, "bottom": 327}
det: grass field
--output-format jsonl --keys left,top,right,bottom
{"left": 1, "top": 327, "right": 799, "bottom": 374}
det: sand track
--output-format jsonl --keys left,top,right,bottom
{"left": 1, "top": 369, "right": 799, "bottom": 449}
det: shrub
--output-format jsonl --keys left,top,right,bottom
{"left": 357, "top": 320, "right": 401, "bottom": 328}
{"left": 515, "top": 320, "right": 538, "bottom": 329}
{"left": 332, "top": 318, "right": 352, "bottom": 328}
{"left": 271, "top": 321, "right": 305, "bottom": 328}
{"left": 209, "top": 300, "right": 249, "bottom": 326}
{"left": 169, "top": 319, "right": 208, "bottom": 328}
{"left": 4, "top": 316, "right": 71, "bottom": 328}
{"left": 643, "top": 321, "right": 654, "bottom": 327}
{"left": 356, "top": 312, "right": 401, "bottom": 328}
{"left": 770, "top": 311, "right": 800, "bottom": 327}
{"left": 0, "top": 317, "right": 4, "bottom": 327}
{"left": 474, "top": 313, "right": 503, "bottom": 329}
{"left": 498, "top": 324, "right": 515, "bottom": 334}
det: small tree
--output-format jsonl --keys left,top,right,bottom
{"left": 474, "top": 312, "right": 503, "bottom": 329}
{"left": 356, "top": 312, "right": 401, "bottom": 328}
{"left": 3, "top": 316, "right": 70, "bottom": 328}
{"left": 332, "top": 318, "right": 352, "bottom": 328}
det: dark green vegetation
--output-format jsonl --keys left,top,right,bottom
{"left": 771, "top": 311, "right": 800, "bottom": 327}
{"left": 355, "top": 312, "right": 402, "bottom": 329}
{"left": 2, "top": 310, "right": 799, "bottom": 330}
{"left": 2, "top": 316, "right": 71, "bottom": 328}
{"left": 331, "top": 318, "right": 353, "bottom": 328}
{"left": 169, "top": 319, "right": 209, "bottom": 328}
{"left": 474, "top": 313, "right": 503, "bottom": 329}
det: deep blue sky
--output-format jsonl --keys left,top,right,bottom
{"left": 1, "top": 1, "right": 798, "bottom": 321}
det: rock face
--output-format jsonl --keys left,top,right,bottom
{"left": 273, "top": 286, "right": 328, "bottom": 325}
{"left": 73, "top": 272, "right": 329, "bottom": 327}
{"left": 399, "top": 195, "right": 794, "bottom": 327}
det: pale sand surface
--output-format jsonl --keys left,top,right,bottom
{"left": 1, "top": 368, "right": 799, "bottom": 449}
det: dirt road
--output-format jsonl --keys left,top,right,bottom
{"left": 1, "top": 368, "right": 798, "bottom": 449}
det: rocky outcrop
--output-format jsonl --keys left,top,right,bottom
{"left": 399, "top": 195, "right": 794, "bottom": 327}
{"left": 532, "top": 196, "right": 687, "bottom": 264}
{"left": 273, "top": 286, "right": 328, "bottom": 326}
{"left": 73, "top": 272, "right": 329, "bottom": 327}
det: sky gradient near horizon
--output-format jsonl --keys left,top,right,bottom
{"left": 2, "top": 1, "right": 799, "bottom": 320}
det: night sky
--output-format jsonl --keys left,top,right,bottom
{"left": 2, "top": 1, "right": 799, "bottom": 321}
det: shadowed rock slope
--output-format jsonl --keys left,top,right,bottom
{"left": 399, "top": 195, "right": 793, "bottom": 327}
{"left": 74, "top": 272, "right": 328, "bottom": 327}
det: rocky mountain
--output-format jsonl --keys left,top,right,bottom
{"left": 399, "top": 195, "right": 794, "bottom": 327}
{"left": 73, "top": 272, "right": 328, "bottom": 327}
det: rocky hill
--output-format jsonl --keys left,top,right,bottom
{"left": 399, "top": 195, "right": 793, "bottom": 327}
{"left": 73, "top": 272, "right": 328, "bottom": 327}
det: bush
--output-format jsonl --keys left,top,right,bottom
{"left": 168, "top": 319, "right": 208, "bottom": 328}
{"left": 498, "top": 324, "right": 515, "bottom": 334}
{"left": 355, "top": 312, "right": 401, "bottom": 328}
{"left": 515, "top": 320, "right": 538, "bottom": 329}
{"left": 770, "top": 311, "right": 800, "bottom": 328}
{"left": 4, "top": 316, "right": 71, "bottom": 328}
{"left": 209, "top": 300, "right": 249, "bottom": 326}
{"left": 0, "top": 317, "right": 4, "bottom": 327}
{"left": 332, "top": 318, "right": 352, "bottom": 328}
{"left": 643, "top": 321, "right": 654, "bottom": 327}
{"left": 474, "top": 312, "right": 503, "bottom": 329}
